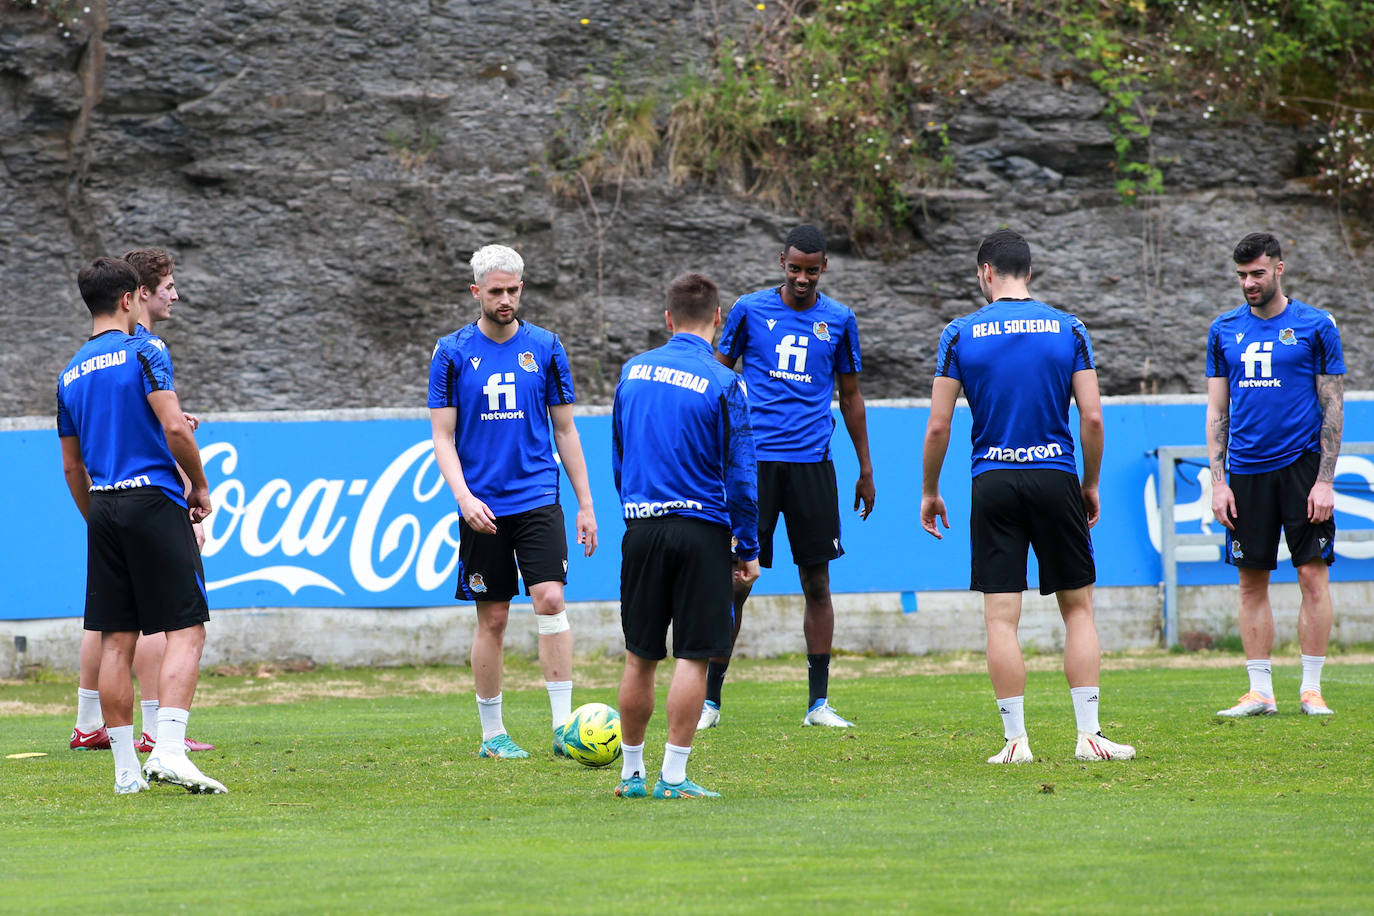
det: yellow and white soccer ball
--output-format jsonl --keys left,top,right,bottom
{"left": 563, "top": 702, "right": 622, "bottom": 768}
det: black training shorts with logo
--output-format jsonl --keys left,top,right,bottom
{"left": 620, "top": 516, "right": 734, "bottom": 661}
{"left": 1225, "top": 451, "right": 1335, "bottom": 570}
{"left": 969, "top": 468, "right": 1095, "bottom": 595}
{"left": 455, "top": 503, "right": 568, "bottom": 602}
{"left": 84, "top": 489, "right": 209, "bottom": 634}
{"left": 756, "top": 459, "right": 843, "bottom": 569}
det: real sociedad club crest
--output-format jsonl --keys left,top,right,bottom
{"left": 1279, "top": 328, "right": 1297, "bottom": 345}
{"left": 469, "top": 573, "right": 487, "bottom": 594}
{"left": 813, "top": 321, "right": 831, "bottom": 342}
{"left": 518, "top": 351, "right": 538, "bottom": 372}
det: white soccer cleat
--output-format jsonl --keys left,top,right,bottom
{"left": 1075, "top": 731, "right": 1136, "bottom": 761}
{"left": 1216, "top": 691, "right": 1278, "bottom": 717}
{"left": 144, "top": 753, "right": 228, "bottom": 794}
{"left": 1300, "top": 689, "right": 1334, "bottom": 716}
{"left": 114, "top": 770, "right": 150, "bottom": 795}
{"left": 696, "top": 701, "right": 721, "bottom": 730}
{"left": 987, "top": 735, "right": 1033, "bottom": 764}
{"left": 802, "top": 701, "right": 854, "bottom": 727}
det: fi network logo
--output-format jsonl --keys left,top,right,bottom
{"left": 483, "top": 372, "right": 517, "bottom": 410}
{"left": 775, "top": 335, "right": 809, "bottom": 372}
{"left": 1242, "top": 340, "right": 1273, "bottom": 378}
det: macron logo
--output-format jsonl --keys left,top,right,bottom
{"left": 983, "top": 442, "right": 1064, "bottom": 463}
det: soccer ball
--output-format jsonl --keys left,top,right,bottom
{"left": 563, "top": 702, "right": 622, "bottom": 768}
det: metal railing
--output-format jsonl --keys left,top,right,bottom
{"left": 1156, "top": 444, "right": 1374, "bottom": 648}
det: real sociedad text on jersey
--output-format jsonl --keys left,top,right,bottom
{"left": 62, "top": 349, "right": 127, "bottom": 386}
{"left": 970, "top": 318, "right": 1061, "bottom": 338}
{"left": 627, "top": 363, "right": 711, "bottom": 393}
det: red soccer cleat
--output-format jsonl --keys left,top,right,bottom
{"left": 134, "top": 732, "right": 217, "bottom": 753}
{"left": 70, "top": 725, "right": 111, "bottom": 750}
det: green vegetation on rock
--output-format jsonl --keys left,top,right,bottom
{"left": 560, "top": 0, "right": 1374, "bottom": 239}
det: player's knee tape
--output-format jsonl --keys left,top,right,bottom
{"left": 536, "top": 610, "right": 570, "bottom": 635}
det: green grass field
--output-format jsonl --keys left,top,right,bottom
{"left": 3, "top": 655, "right": 1373, "bottom": 914}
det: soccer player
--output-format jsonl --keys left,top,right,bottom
{"left": 701, "top": 225, "right": 874, "bottom": 730}
{"left": 57, "top": 257, "right": 226, "bottom": 794}
{"left": 428, "top": 244, "right": 598, "bottom": 760}
{"left": 1206, "top": 232, "right": 1344, "bottom": 717}
{"left": 920, "top": 229, "right": 1135, "bottom": 764}
{"left": 69, "top": 248, "right": 215, "bottom": 755}
{"left": 611, "top": 272, "right": 759, "bottom": 799}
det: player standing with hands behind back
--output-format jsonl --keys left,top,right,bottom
{"left": 1207, "top": 232, "right": 1344, "bottom": 718}
{"left": 920, "top": 229, "right": 1135, "bottom": 764}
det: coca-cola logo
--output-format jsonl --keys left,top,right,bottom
{"left": 201, "top": 440, "right": 463, "bottom": 597}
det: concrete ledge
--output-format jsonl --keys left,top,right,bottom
{"left": 5, "top": 582, "right": 1373, "bottom": 677}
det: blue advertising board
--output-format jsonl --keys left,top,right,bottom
{"left": 4, "top": 397, "right": 1374, "bottom": 620}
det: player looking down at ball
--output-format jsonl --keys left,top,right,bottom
{"left": 428, "top": 244, "right": 598, "bottom": 760}
{"left": 920, "top": 229, "right": 1135, "bottom": 765}
{"left": 612, "top": 272, "right": 759, "bottom": 799}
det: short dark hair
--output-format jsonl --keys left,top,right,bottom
{"left": 666, "top": 272, "right": 719, "bottom": 325}
{"left": 123, "top": 247, "right": 174, "bottom": 292}
{"left": 976, "top": 229, "right": 1032, "bottom": 278}
{"left": 1233, "top": 232, "right": 1281, "bottom": 264}
{"left": 783, "top": 225, "right": 827, "bottom": 256}
{"left": 77, "top": 257, "right": 140, "bottom": 317}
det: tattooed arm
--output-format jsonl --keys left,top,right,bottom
{"left": 1206, "top": 376, "right": 1236, "bottom": 530}
{"left": 1309, "top": 373, "right": 1344, "bottom": 522}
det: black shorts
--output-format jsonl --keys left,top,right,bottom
{"left": 620, "top": 516, "right": 734, "bottom": 660}
{"left": 456, "top": 503, "right": 567, "bottom": 602}
{"left": 1226, "top": 452, "right": 1335, "bottom": 570}
{"left": 756, "top": 460, "right": 843, "bottom": 568}
{"left": 84, "top": 489, "right": 209, "bottom": 634}
{"left": 969, "top": 469, "right": 1095, "bottom": 595}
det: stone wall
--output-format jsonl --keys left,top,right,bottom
{"left": 2, "top": 1, "right": 1370, "bottom": 419}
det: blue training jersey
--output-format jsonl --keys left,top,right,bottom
{"left": 612, "top": 333, "right": 760, "bottom": 561}
{"left": 1206, "top": 298, "right": 1344, "bottom": 474}
{"left": 56, "top": 329, "right": 187, "bottom": 506}
{"left": 428, "top": 320, "right": 576, "bottom": 517}
{"left": 717, "top": 287, "right": 861, "bottom": 462}
{"left": 936, "top": 298, "right": 1093, "bottom": 478}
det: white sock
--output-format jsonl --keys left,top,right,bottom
{"left": 76, "top": 687, "right": 103, "bottom": 730}
{"left": 1246, "top": 659, "right": 1274, "bottom": 698}
{"left": 1070, "top": 686, "right": 1101, "bottom": 734}
{"left": 476, "top": 693, "right": 505, "bottom": 741}
{"left": 1300, "top": 655, "right": 1325, "bottom": 695}
{"left": 996, "top": 695, "right": 1026, "bottom": 740}
{"left": 546, "top": 680, "right": 573, "bottom": 732}
{"left": 156, "top": 707, "right": 189, "bottom": 756}
{"left": 140, "top": 700, "right": 159, "bottom": 740}
{"left": 661, "top": 742, "right": 691, "bottom": 785}
{"left": 621, "top": 742, "right": 645, "bottom": 781}
{"left": 109, "top": 724, "right": 140, "bottom": 777}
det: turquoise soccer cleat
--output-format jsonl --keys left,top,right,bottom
{"left": 652, "top": 776, "right": 720, "bottom": 799}
{"left": 478, "top": 734, "right": 530, "bottom": 759}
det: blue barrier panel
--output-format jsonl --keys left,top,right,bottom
{"left": 4, "top": 398, "right": 1373, "bottom": 620}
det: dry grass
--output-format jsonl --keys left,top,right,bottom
{"left": 6, "top": 650, "right": 1371, "bottom": 718}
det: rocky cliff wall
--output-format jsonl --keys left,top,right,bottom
{"left": 3, "top": 1, "right": 1370, "bottom": 419}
